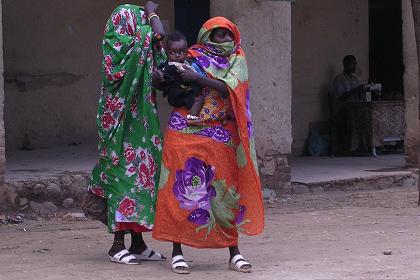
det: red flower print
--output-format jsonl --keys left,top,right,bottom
{"left": 130, "top": 99, "right": 137, "bottom": 113}
{"left": 124, "top": 145, "right": 136, "bottom": 163}
{"left": 112, "top": 13, "right": 122, "bottom": 27}
{"left": 111, "top": 152, "right": 120, "bottom": 166}
{"left": 128, "top": 165, "right": 136, "bottom": 173}
{"left": 138, "top": 163, "right": 154, "bottom": 190}
{"left": 149, "top": 155, "right": 157, "bottom": 176}
{"left": 151, "top": 135, "right": 162, "bottom": 151}
{"left": 104, "top": 96, "right": 124, "bottom": 113}
{"left": 118, "top": 197, "right": 136, "bottom": 217}
{"left": 100, "top": 172, "right": 108, "bottom": 182}
{"left": 114, "top": 71, "right": 125, "bottom": 80}
{"left": 124, "top": 10, "right": 135, "bottom": 36}
{"left": 144, "top": 34, "right": 151, "bottom": 49}
{"left": 92, "top": 186, "right": 105, "bottom": 197}
{"left": 114, "top": 42, "right": 122, "bottom": 50}
{"left": 101, "top": 112, "right": 116, "bottom": 130}
{"left": 104, "top": 55, "right": 113, "bottom": 66}
{"left": 153, "top": 137, "right": 160, "bottom": 146}
{"left": 138, "top": 163, "right": 150, "bottom": 184}
{"left": 100, "top": 148, "right": 107, "bottom": 157}
{"left": 139, "top": 150, "right": 147, "bottom": 161}
{"left": 136, "top": 31, "right": 142, "bottom": 42}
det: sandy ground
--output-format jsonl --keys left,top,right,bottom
{"left": 1, "top": 186, "right": 420, "bottom": 280}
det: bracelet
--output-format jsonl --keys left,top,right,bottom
{"left": 148, "top": 13, "right": 159, "bottom": 22}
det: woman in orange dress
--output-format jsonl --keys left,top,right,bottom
{"left": 153, "top": 17, "right": 264, "bottom": 274}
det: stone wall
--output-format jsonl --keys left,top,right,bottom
{"left": 211, "top": 0, "right": 293, "bottom": 192}
{"left": 403, "top": 0, "right": 420, "bottom": 167}
{"left": 291, "top": 0, "right": 369, "bottom": 155}
{"left": 3, "top": 0, "right": 174, "bottom": 151}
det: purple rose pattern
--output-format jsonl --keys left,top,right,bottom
{"left": 173, "top": 157, "right": 216, "bottom": 211}
{"left": 173, "top": 157, "right": 216, "bottom": 225}
{"left": 173, "top": 157, "right": 249, "bottom": 232}
{"left": 236, "top": 205, "right": 246, "bottom": 225}
{"left": 188, "top": 208, "right": 210, "bottom": 225}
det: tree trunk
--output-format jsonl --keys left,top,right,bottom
{"left": 411, "top": 0, "right": 420, "bottom": 205}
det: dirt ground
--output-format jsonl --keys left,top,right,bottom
{"left": 1, "top": 186, "right": 420, "bottom": 280}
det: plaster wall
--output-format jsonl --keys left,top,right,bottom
{"left": 402, "top": 0, "right": 419, "bottom": 166}
{"left": 3, "top": 0, "right": 174, "bottom": 151}
{"left": 292, "top": 0, "right": 369, "bottom": 155}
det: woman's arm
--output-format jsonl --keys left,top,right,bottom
{"left": 145, "top": 1, "right": 165, "bottom": 37}
{"left": 178, "top": 69, "right": 229, "bottom": 97}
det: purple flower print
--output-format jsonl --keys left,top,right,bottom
{"left": 196, "top": 126, "right": 232, "bottom": 144}
{"left": 173, "top": 157, "right": 216, "bottom": 211}
{"left": 196, "top": 127, "right": 215, "bottom": 138}
{"left": 168, "top": 113, "right": 233, "bottom": 145}
{"left": 236, "top": 205, "right": 246, "bottom": 224}
{"left": 188, "top": 208, "right": 210, "bottom": 225}
{"left": 245, "top": 90, "right": 253, "bottom": 137}
{"left": 168, "top": 112, "right": 187, "bottom": 130}
{"left": 212, "top": 56, "right": 230, "bottom": 69}
{"left": 213, "top": 126, "right": 232, "bottom": 142}
{"left": 196, "top": 56, "right": 211, "bottom": 69}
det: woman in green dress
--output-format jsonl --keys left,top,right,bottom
{"left": 88, "top": 1, "right": 166, "bottom": 264}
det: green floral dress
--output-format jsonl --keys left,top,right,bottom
{"left": 88, "top": 4, "right": 166, "bottom": 233}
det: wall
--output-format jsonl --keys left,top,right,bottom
{"left": 211, "top": 0, "right": 293, "bottom": 191}
{"left": 3, "top": 0, "right": 174, "bottom": 151}
{"left": 403, "top": 0, "right": 419, "bottom": 166}
{"left": 291, "top": 0, "right": 369, "bottom": 155}
{"left": 0, "top": 0, "right": 6, "bottom": 208}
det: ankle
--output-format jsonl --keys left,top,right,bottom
{"left": 172, "top": 243, "right": 183, "bottom": 257}
{"left": 109, "top": 241, "right": 126, "bottom": 256}
{"left": 229, "top": 246, "right": 240, "bottom": 259}
{"left": 129, "top": 243, "right": 147, "bottom": 253}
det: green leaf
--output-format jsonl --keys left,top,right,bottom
{"left": 158, "top": 162, "right": 170, "bottom": 189}
{"left": 249, "top": 137, "right": 259, "bottom": 175}
{"left": 210, "top": 180, "right": 240, "bottom": 229}
{"left": 236, "top": 143, "right": 247, "bottom": 168}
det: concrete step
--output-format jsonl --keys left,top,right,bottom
{"left": 291, "top": 171, "right": 418, "bottom": 194}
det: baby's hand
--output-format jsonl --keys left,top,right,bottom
{"left": 178, "top": 68, "right": 199, "bottom": 82}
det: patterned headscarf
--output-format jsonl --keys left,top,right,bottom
{"left": 188, "top": 17, "right": 248, "bottom": 91}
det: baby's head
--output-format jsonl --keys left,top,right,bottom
{"left": 166, "top": 31, "right": 188, "bottom": 63}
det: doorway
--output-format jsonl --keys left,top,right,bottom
{"left": 369, "top": 0, "right": 404, "bottom": 97}
{"left": 174, "top": 0, "right": 210, "bottom": 46}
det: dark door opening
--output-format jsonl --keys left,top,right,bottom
{"left": 369, "top": 0, "right": 404, "bottom": 99}
{"left": 174, "top": 0, "right": 210, "bottom": 46}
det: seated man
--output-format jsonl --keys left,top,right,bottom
{"left": 330, "top": 55, "right": 366, "bottom": 155}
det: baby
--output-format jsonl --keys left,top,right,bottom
{"left": 158, "top": 31, "right": 204, "bottom": 121}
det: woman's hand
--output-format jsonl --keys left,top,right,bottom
{"left": 152, "top": 69, "right": 165, "bottom": 89}
{"left": 178, "top": 68, "right": 200, "bottom": 82}
{"left": 145, "top": 1, "right": 159, "bottom": 15}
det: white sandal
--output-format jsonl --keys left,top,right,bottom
{"left": 229, "top": 254, "right": 252, "bottom": 273}
{"left": 109, "top": 249, "right": 141, "bottom": 265}
{"left": 131, "top": 247, "right": 166, "bottom": 261}
{"left": 171, "top": 255, "right": 190, "bottom": 274}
